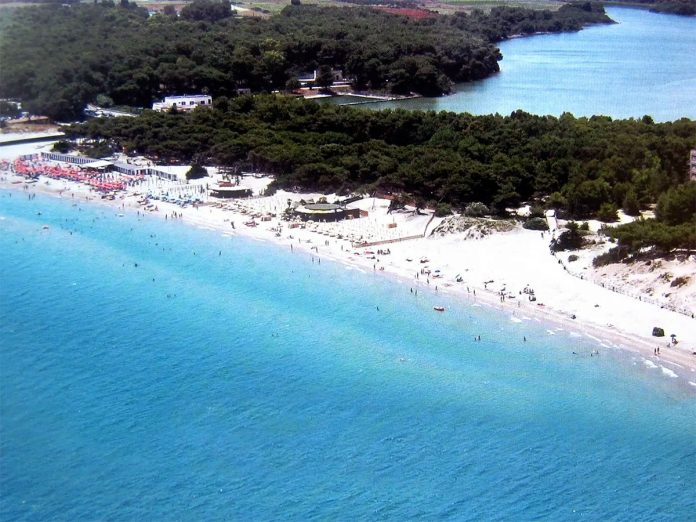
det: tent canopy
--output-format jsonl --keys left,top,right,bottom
{"left": 83, "top": 160, "right": 113, "bottom": 169}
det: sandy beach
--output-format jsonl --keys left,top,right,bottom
{"left": 2, "top": 140, "right": 695, "bottom": 387}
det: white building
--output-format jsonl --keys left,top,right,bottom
{"left": 690, "top": 149, "right": 696, "bottom": 181}
{"left": 298, "top": 69, "right": 347, "bottom": 87}
{"left": 152, "top": 94, "right": 212, "bottom": 112}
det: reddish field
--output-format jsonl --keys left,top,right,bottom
{"left": 375, "top": 7, "right": 437, "bottom": 20}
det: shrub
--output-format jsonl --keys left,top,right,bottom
{"left": 551, "top": 222, "right": 584, "bottom": 251}
{"left": 262, "top": 185, "right": 278, "bottom": 197}
{"left": 622, "top": 188, "right": 641, "bottom": 216}
{"left": 656, "top": 182, "right": 696, "bottom": 226}
{"left": 464, "top": 202, "right": 489, "bottom": 217}
{"left": 568, "top": 254, "right": 579, "bottom": 262}
{"left": 528, "top": 205, "right": 545, "bottom": 219}
{"left": 435, "top": 203, "right": 452, "bottom": 217}
{"left": 670, "top": 276, "right": 689, "bottom": 288}
{"left": 603, "top": 218, "right": 696, "bottom": 253}
{"left": 579, "top": 221, "right": 590, "bottom": 231}
{"left": 186, "top": 164, "right": 208, "bottom": 180}
{"left": 284, "top": 78, "right": 301, "bottom": 92}
{"left": 545, "top": 192, "right": 566, "bottom": 210}
{"left": 523, "top": 217, "right": 548, "bottom": 230}
{"left": 95, "top": 94, "right": 114, "bottom": 108}
{"left": 52, "top": 140, "right": 72, "bottom": 153}
{"left": 597, "top": 203, "right": 618, "bottom": 222}
{"left": 592, "top": 246, "right": 630, "bottom": 267}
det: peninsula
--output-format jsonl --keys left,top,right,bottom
{"left": 0, "top": 2, "right": 612, "bottom": 120}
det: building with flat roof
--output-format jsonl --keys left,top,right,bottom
{"left": 298, "top": 69, "right": 347, "bottom": 88}
{"left": 152, "top": 95, "right": 212, "bottom": 112}
{"left": 209, "top": 185, "right": 253, "bottom": 199}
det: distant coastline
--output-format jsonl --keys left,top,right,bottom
{"left": 361, "top": 6, "right": 696, "bottom": 121}
{"left": 504, "top": 18, "right": 619, "bottom": 41}
{"left": 603, "top": 1, "right": 696, "bottom": 16}
{"left": 0, "top": 2, "right": 614, "bottom": 121}
{"left": 303, "top": 90, "right": 423, "bottom": 105}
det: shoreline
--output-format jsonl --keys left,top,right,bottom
{"left": 302, "top": 90, "right": 423, "bottom": 105}
{"left": 603, "top": 2, "right": 695, "bottom": 17}
{"left": 2, "top": 169, "right": 695, "bottom": 390}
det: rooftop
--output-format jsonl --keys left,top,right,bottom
{"left": 164, "top": 95, "right": 211, "bottom": 100}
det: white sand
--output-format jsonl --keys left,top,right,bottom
{"left": 0, "top": 139, "right": 57, "bottom": 160}
{"left": 2, "top": 142, "right": 695, "bottom": 384}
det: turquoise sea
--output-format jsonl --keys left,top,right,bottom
{"left": 364, "top": 7, "right": 696, "bottom": 121}
{"left": 1, "top": 190, "right": 695, "bottom": 520}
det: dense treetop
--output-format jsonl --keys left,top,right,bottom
{"left": 595, "top": 181, "right": 696, "bottom": 259}
{"left": 0, "top": 2, "right": 611, "bottom": 119}
{"left": 68, "top": 95, "right": 695, "bottom": 217}
{"left": 70, "top": 96, "right": 694, "bottom": 255}
{"left": 606, "top": 0, "right": 696, "bottom": 16}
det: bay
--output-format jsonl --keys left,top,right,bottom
{"left": 364, "top": 7, "right": 696, "bottom": 121}
{"left": 1, "top": 190, "right": 695, "bottom": 520}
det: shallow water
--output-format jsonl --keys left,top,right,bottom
{"left": 1, "top": 191, "right": 695, "bottom": 520}
{"left": 364, "top": 7, "right": 696, "bottom": 121}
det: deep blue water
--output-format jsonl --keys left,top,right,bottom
{"left": 364, "top": 7, "right": 696, "bottom": 121}
{"left": 1, "top": 190, "right": 695, "bottom": 520}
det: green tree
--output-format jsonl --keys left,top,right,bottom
{"left": 95, "top": 94, "right": 114, "bottom": 108}
{"left": 186, "top": 164, "right": 208, "bottom": 180}
{"left": 552, "top": 222, "right": 584, "bottom": 251}
{"left": 523, "top": 217, "right": 548, "bottom": 230}
{"left": 622, "top": 188, "right": 640, "bottom": 216}
{"left": 565, "top": 178, "right": 611, "bottom": 218}
{"left": 315, "top": 65, "right": 334, "bottom": 90}
{"left": 597, "top": 202, "right": 618, "bottom": 222}
{"left": 655, "top": 182, "right": 696, "bottom": 225}
{"left": 0, "top": 3, "right": 613, "bottom": 120}
{"left": 545, "top": 192, "right": 567, "bottom": 210}
{"left": 61, "top": 95, "right": 696, "bottom": 233}
{"left": 180, "top": 0, "right": 232, "bottom": 22}
{"left": 435, "top": 203, "right": 452, "bottom": 217}
{"left": 464, "top": 202, "right": 489, "bottom": 217}
{"left": 52, "top": 140, "right": 72, "bottom": 153}
{"left": 285, "top": 77, "right": 301, "bottom": 92}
